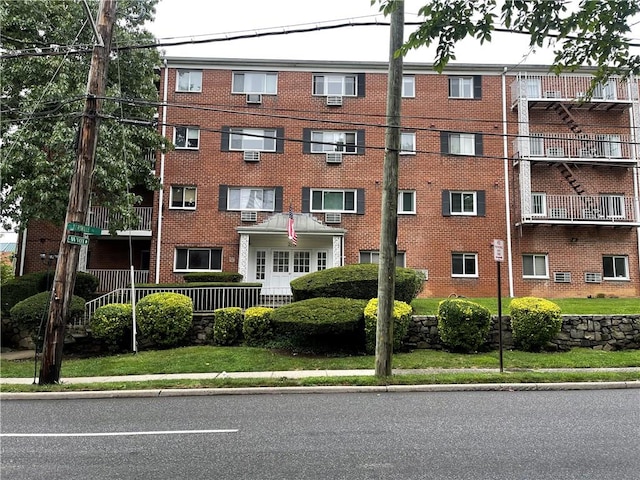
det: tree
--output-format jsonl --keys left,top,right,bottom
{"left": 374, "top": 0, "right": 640, "bottom": 85}
{"left": 0, "top": 0, "right": 164, "bottom": 233}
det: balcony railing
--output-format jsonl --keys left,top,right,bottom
{"left": 89, "top": 206, "right": 153, "bottom": 232}
{"left": 513, "top": 133, "right": 634, "bottom": 163}
{"left": 87, "top": 269, "right": 149, "bottom": 293}
{"left": 521, "top": 195, "right": 639, "bottom": 225}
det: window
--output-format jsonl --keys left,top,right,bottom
{"left": 255, "top": 251, "right": 266, "bottom": 280}
{"left": 311, "top": 131, "right": 357, "bottom": 153}
{"left": 526, "top": 78, "right": 541, "bottom": 98}
{"left": 174, "top": 126, "right": 199, "bottom": 149}
{"left": 600, "top": 195, "right": 624, "bottom": 219}
{"left": 603, "top": 255, "right": 628, "bottom": 280}
{"left": 449, "top": 76, "right": 481, "bottom": 99}
{"left": 293, "top": 252, "right": 310, "bottom": 274}
{"left": 523, "top": 254, "right": 548, "bottom": 278}
{"left": 442, "top": 190, "right": 485, "bottom": 216}
{"left": 441, "top": 132, "right": 482, "bottom": 156}
{"left": 311, "top": 189, "right": 356, "bottom": 212}
{"left": 360, "top": 250, "right": 406, "bottom": 267}
{"left": 317, "top": 251, "right": 327, "bottom": 271}
{"left": 402, "top": 76, "right": 415, "bottom": 98}
{"left": 452, "top": 253, "right": 477, "bottom": 277}
{"left": 176, "top": 70, "right": 202, "bottom": 92}
{"left": 232, "top": 72, "right": 277, "bottom": 94}
{"left": 531, "top": 193, "right": 547, "bottom": 216}
{"left": 529, "top": 133, "right": 544, "bottom": 156}
{"left": 170, "top": 186, "right": 196, "bottom": 209}
{"left": 400, "top": 132, "right": 416, "bottom": 154}
{"left": 227, "top": 188, "right": 276, "bottom": 211}
{"left": 595, "top": 135, "right": 622, "bottom": 157}
{"left": 313, "top": 74, "right": 359, "bottom": 96}
{"left": 175, "top": 248, "right": 222, "bottom": 271}
{"left": 398, "top": 190, "right": 416, "bottom": 214}
{"left": 230, "top": 128, "right": 276, "bottom": 151}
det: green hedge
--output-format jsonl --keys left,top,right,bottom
{"left": 242, "top": 306, "right": 274, "bottom": 346}
{"left": 90, "top": 303, "right": 133, "bottom": 352}
{"left": 212, "top": 307, "right": 243, "bottom": 345}
{"left": 136, "top": 292, "right": 193, "bottom": 348}
{"left": 183, "top": 272, "right": 243, "bottom": 283}
{"left": 290, "top": 264, "right": 425, "bottom": 304}
{"left": 510, "top": 297, "right": 562, "bottom": 351}
{"left": 363, "top": 298, "right": 413, "bottom": 354}
{"left": 437, "top": 298, "right": 492, "bottom": 353}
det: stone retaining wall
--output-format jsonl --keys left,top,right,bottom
{"left": 407, "top": 315, "right": 640, "bottom": 351}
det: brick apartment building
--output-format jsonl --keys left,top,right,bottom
{"left": 15, "top": 58, "right": 640, "bottom": 298}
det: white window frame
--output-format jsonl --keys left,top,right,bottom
{"left": 529, "top": 133, "right": 545, "bottom": 156}
{"left": 174, "top": 248, "right": 222, "bottom": 272}
{"left": 310, "top": 189, "right": 356, "bottom": 213}
{"left": 449, "top": 77, "right": 474, "bottom": 98}
{"left": 310, "top": 131, "right": 357, "bottom": 153}
{"left": 398, "top": 190, "right": 416, "bottom": 214}
{"left": 400, "top": 132, "right": 416, "bottom": 155}
{"left": 448, "top": 133, "right": 475, "bottom": 155}
{"left": 176, "top": 70, "right": 202, "bottom": 92}
{"left": 522, "top": 254, "right": 549, "bottom": 279}
{"left": 531, "top": 192, "right": 547, "bottom": 216}
{"left": 452, "top": 252, "right": 478, "bottom": 278}
{"left": 169, "top": 185, "right": 197, "bottom": 210}
{"left": 229, "top": 128, "right": 277, "bottom": 152}
{"left": 231, "top": 72, "right": 278, "bottom": 94}
{"left": 450, "top": 191, "right": 477, "bottom": 216}
{"left": 227, "top": 187, "right": 276, "bottom": 212}
{"left": 402, "top": 76, "right": 415, "bottom": 98}
{"left": 603, "top": 255, "right": 629, "bottom": 280}
{"left": 312, "top": 74, "right": 357, "bottom": 96}
{"left": 174, "top": 126, "right": 200, "bottom": 150}
{"left": 360, "top": 250, "right": 406, "bottom": 267}
{"left": 600, "top": 194, "right": 625, "bottom": 219}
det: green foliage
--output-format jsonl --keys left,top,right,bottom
{"left": 183, "top": 272, "right": 243, "bottom": 283}
{"left": 437, "top": 299, "right": 492, "bottom": 353}
{"left": 1, "top": 263, "right": 14, "bottom": 286}
{"left": 212, "top": 307, "right": 243, "bottom": 346}
{"left": 242, "top": 307, "right": 274, "bottom": 346}
{"left": 90, "top": 303, "right": 133, "bottom": 352}
{"left": 1, "top": 272, "right": 46, "bottom": 315}
{"left": 72, "top": 272, "right": 100, "bottom": 300}
{"left": 290, "top": 264, "right": 424, "bottom": 304}
{"left": 363, "top": 298, "right": 413, "bottom": 354}
{"left": 9, "top": 291, "right": 85, "bottom": 340}
{"left": 510, "top": 297, "right": 562, "bottom": 352}
{"left": 136, "top": 292, "right": 193, "bottom": 348}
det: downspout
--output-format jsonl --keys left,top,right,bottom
{"left": 501, "top": 67, "right": 515, "bottom": 297}
{"left": 628, "top": 77, "right": 640, "bottom": 278}
{"left": 19, "top": 227, "right": 27, "bottom": 276}
{"left": 154, "top": 58, "right": 169, "bottom": 284}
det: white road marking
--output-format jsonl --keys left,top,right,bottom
{"left": 1, "top": 429, "right": 238, "bottom": 437}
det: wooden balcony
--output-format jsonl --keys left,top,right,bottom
{"left": 88, "top": 206, "right": 153, "bottom": 236}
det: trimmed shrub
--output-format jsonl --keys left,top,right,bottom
{"left": 243, "top": 306, "right": 274, "bottom": 346}
{"left": 136, "top": 292, "right": 193, "bottom": 348}
{"left": 1, "top": 272, "right": 46, "bottom": 314}
{"left": 363, "top": 298, "right": 413, "bottom": 354}
{"left": 213, "top": 307, "right": 243, "bottom": 345}
{"left": 90, "top": 303, "right": 133, "bottom": 352}
{"left": 72, "top": 272, "right": 100, "bottom": 300}
{"left": 510, "top": 297, "right": 562, "bottom": 351}
{"left": 290, "top": 264, "right": 425, "bottom": 304}
{"left": 183, "top": 272, "right": 243, "bottom": 283}
{"left": 437, "top": 298, "right": 491, "bottom": 353}
{"left": 9, "top": 291, "right": 85, "bottom": 342}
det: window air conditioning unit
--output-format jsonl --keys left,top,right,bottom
{"left": 549, "top": 208, "right": 568, "bottom": 219}
{"left": 585, "top": 272, "right": 602, "bottom": 283}
{"left": 246, "top": 94, "right": 262, "bottom": 104}
{"left": 546, "top": 147, "right": 564, "bottom": 157}
{"left": 544, "top": 90, "right": 562, "bottom": 98}
{"left": 582, "top": 209, "right": 602, "bottom": 220}
{"left": 418, "top": 269, "right": 429, "bottom": 281}
{"left": 326, "top": 95, "right": 343, "bottom": 106}
{"left": 553, "top": 272, "right": 571, "bottom": 283}
{"left": 240, "top": 211, "right": 257, "bottom": 222}
{"left": 576, "top": 92, "right": 586, "bottom": 99}
{"left": 243, "top": 151, "right": 260, "bottom": 162}
{"left": 324, "top": 212, "right": 342, "bottom": 224}
{"left": 579, "top": 148, "right": 594, "bottom": 158}
{"left": 326, "top": 152, "right": 343, "bottom": 164}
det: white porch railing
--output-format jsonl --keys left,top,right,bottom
{"left": 522, "top": 195, "right": 638, "bottom": 224}
{"left": 89, "top": 206, "right": 153, "bottom": 232}
{"left": 81, "top": 286, "right": 293, "bottom": 326}
{"left": 511, "top": 73, "right": 631, "bottom": 104}
{"left": 87, "top": 269, "right": 149, "bottom": 293}
{"left": 513, "top": 133, "right": 634, "bottom": 162}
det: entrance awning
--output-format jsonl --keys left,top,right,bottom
{"left": 236, "top": 213, "right": 346, "bottom": 236}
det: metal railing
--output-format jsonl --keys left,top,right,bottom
{"left": 87, "top": 269, "right": 149, "bottom": 293}
{"left": 88, "top": 206, "right": 153, "bottom": 232}
{"left": 513, "top": 133, "right": 633, "bottom": 162}
{"left": 511, "top": 73, "right": 631, "bottom": 104}
{"left": 522, "top": 195, "right": 638, "bottom": 223}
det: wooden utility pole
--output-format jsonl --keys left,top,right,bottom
{"left": 375, "top": 0, "right": 404, "bottom": 378}
{"left": 39, "top": 0, "right": 117, "bottom": 385}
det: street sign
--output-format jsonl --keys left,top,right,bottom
{"left": 67, "top": 222, "right": 101, "bottom": 235}
{"left": 493, "top": 239, "right": 505, "bottom": 262}
{"left": 67, "top": 234, "right": 89, "bottom": 246}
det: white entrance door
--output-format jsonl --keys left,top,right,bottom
{"left": 253, "top": 249, "right": 330, "bottom": 294}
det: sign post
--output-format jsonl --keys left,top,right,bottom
{"left": 493, "top": 239, "right": 505, "bottom": 373}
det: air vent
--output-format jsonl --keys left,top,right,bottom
{"left": 243, "top": 151, "right": 260, "bottom": 162}
{"left": 549, "top": 208, "right": 568, "bottom": 219}
{"left": 554, "top": 272, "right": 571, "bottom": 283}
{"left": 326, "top": 95, "right": 343, "bottom": 106}
{"left": 544, "top": 90, "right": 562, "bottom": 98}
{"left": 240, "top": 211, "right": 257, "bottom": 222}
{"left": 585, "top": 272, "right": 602, "bottom": 283}
{"left": 246, "top": 94, "right": 262, "bottom": 104}
{"left": 324, "top": 212, "right": 342, "bottom": 224}
{"left": 546, "top": 147, "right": 565, "bottom": 157}
{"left": 326, "top": 152, "right": 343, "bottom": 164}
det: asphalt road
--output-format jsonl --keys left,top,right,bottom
{"left": 1, "top": 389, "right": 639, "bottom": 479}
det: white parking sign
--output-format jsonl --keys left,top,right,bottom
{"left": 493, "top": 239, "right": 504, "bottom": 262}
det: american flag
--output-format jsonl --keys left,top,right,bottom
{"left": 287, "top": 204, "right": 297, "bottom": 246}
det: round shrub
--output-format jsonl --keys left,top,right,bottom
{"left": 136, "top": 292, "right": 193, "bottom": 348}
{"left": 510, "top": 297, "right": 562, "bottom": 351}
{"left": 437, "top": 298, "right": 492, "bottom": 353}
{"left": 212, "top": 307, "right": 243, "bottom": 345}
{"left": 72, "top": 272, "right": 100, "bottom": 300}
{"left": 90, "top": 303, "right": 133, "bottom": 352}
{"left": 243, "top": 306, "right": 274, "bottom": 346}
{"left": 290, "top": 264, "right": 425, "bottom": 304}
{"left": 363, "top": 298, "right": 413, "bottom": 354}
{"left": 1, "top": 272, "right": 46, "bottom": 315}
